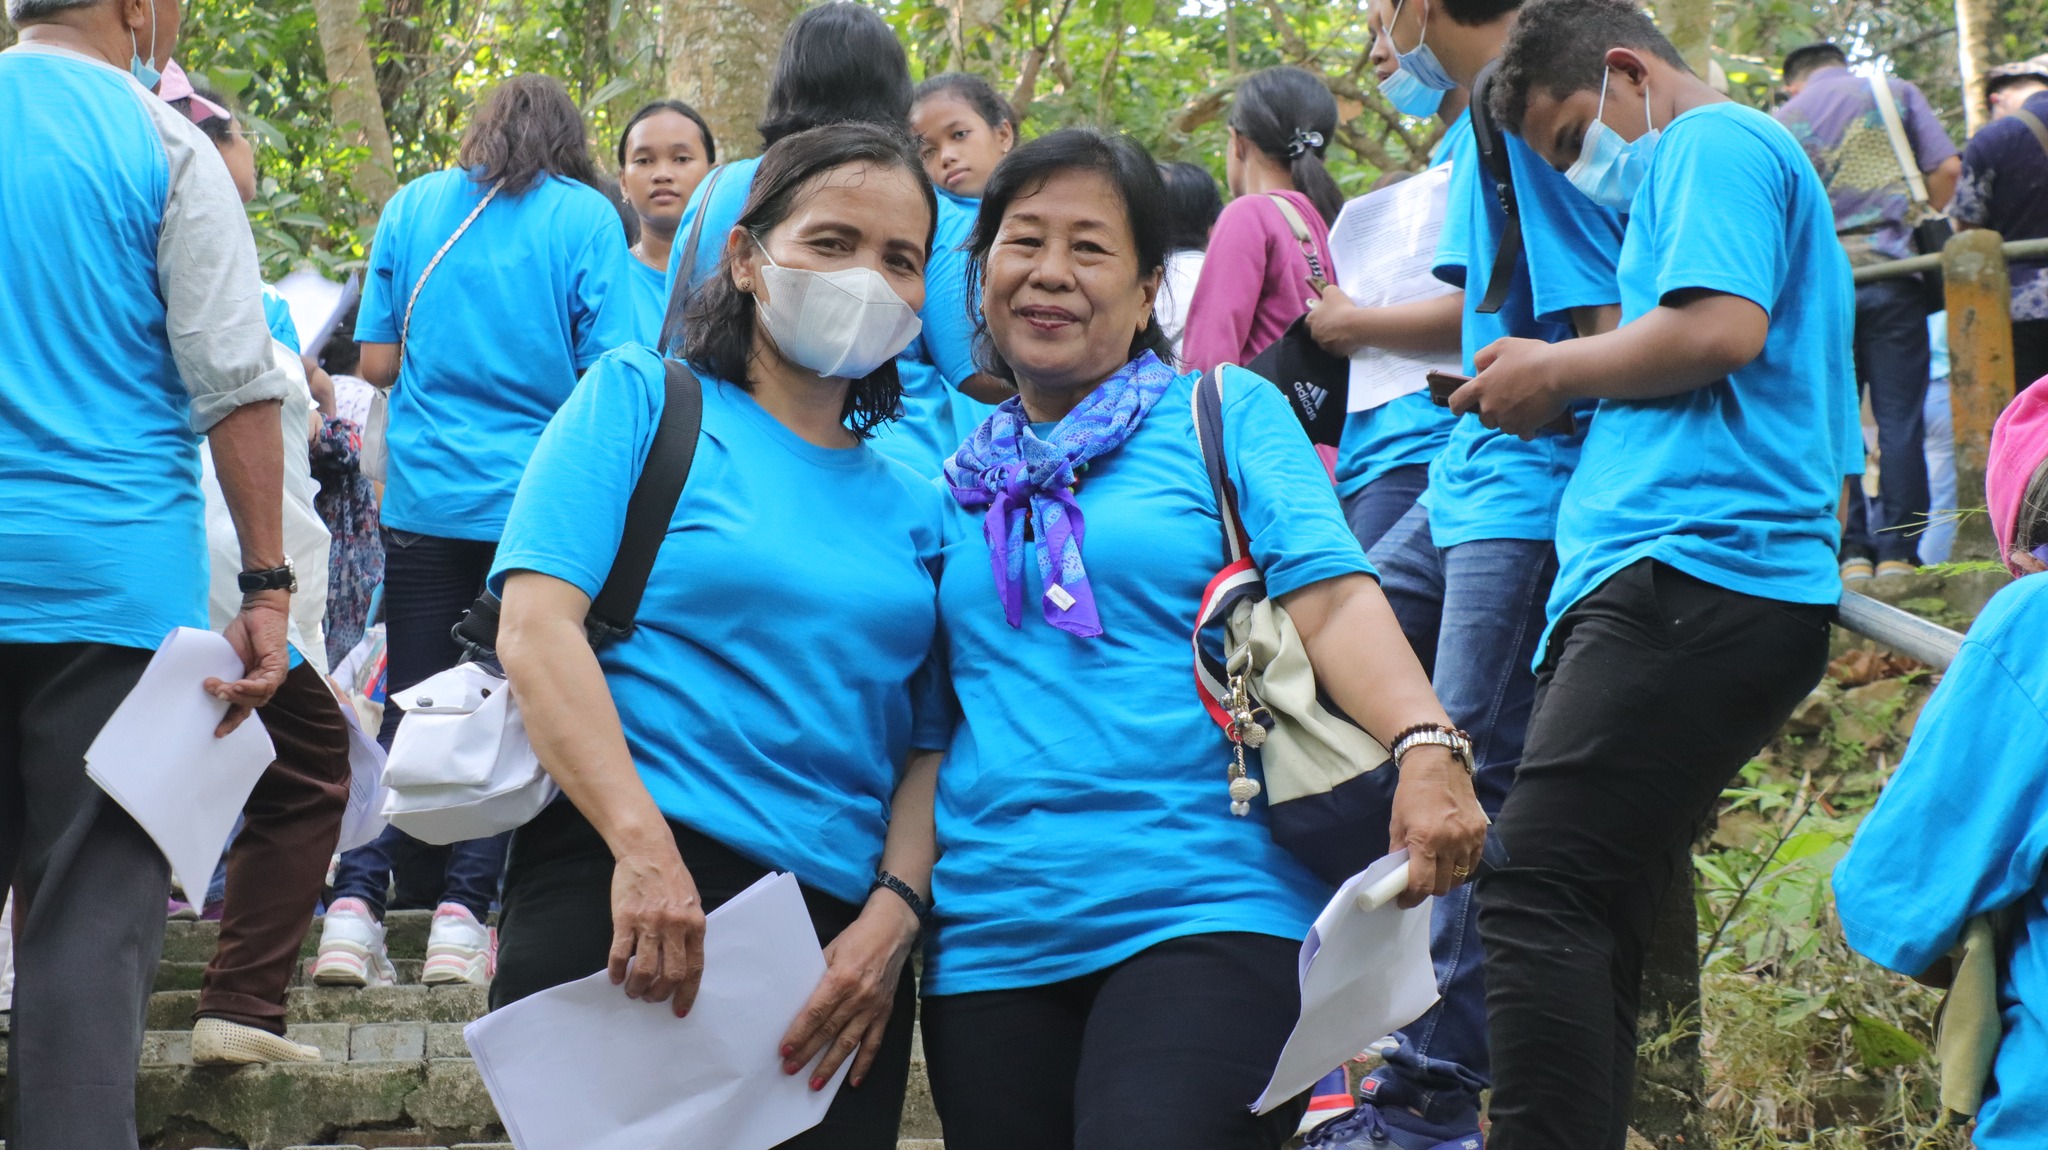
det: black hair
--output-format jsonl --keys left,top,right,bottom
{"left": 596, "top": 174, "right": 639, "bottom": 245}
{"left": 1782, "top": 42, "right": 1849, "bottom": 84}
{"left": 2018, "top": 460, "right": 2048, "bottom": 556}
{"left": 1228, "top": 66, "right": 1345, "bottom": 226}
{"left": 170, "top": 84, "right": 235, "bottom": 144}
{"left": 1439, "top": 0, "right": 1525, "bottom": 26}
{"left": 757, "top": 2, "right": 914, "bottom": 147}
{"left": 320, "top": 300, "right": 363, "bottom": 376}
{"left": 615, "top": 99, "right": 717, "bottom": 168}
{"left": 1491, "top": 0, "right": 1692, "bottom": 134}
{"left": 458, "top": 74, "right": 603, "bottom": 197}
{"left": 913, "top": 72, "right": 1017, "bottom": 132}
{"left": 966, "top": 128, "right": 1173, "bottom": 382}
{"left": 1158, "top": 161, "right": 1223, "bottom": 252}
{"left": 676, "top": 122, "right": 936, "bottom": 438}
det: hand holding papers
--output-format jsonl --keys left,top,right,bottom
{"left": 465, "top": 872, "right": 850, "bottom": 1150}
{"left": 1325, "top": 165, "right": 1464, "bottom": 412}
{"left": 1252, "top": 851, "right": 1441, "bottom": 1115}
{"left": 85, "top": 627, "right": 277, "bottom": 894}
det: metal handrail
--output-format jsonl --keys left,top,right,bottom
{"left": 1853, "top": 237, "right": 2048, "bottom": 284}
{"left": 1838, "top": 590, "right": 1964, "bottom": 669}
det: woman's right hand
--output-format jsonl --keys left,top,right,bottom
{"left": 1304, "top": 283, "right": 1369, "bottom": 357}
{"left": 609, "top": 844, "right": 708, "bottom": 1017}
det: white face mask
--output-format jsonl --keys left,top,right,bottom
{"left": 752, "top": 241, "right": 923, "bottom": 380}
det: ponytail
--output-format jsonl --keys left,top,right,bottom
{"left": 1230, "top": 66, "right": 1345, "bottom": 226}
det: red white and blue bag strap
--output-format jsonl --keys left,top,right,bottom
{"left": 1191, "top": 367, "right": 1264, "bottom": 730}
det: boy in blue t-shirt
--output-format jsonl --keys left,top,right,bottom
{"left": 1457, "top": 0, "right": 1857, "bottom": 1144}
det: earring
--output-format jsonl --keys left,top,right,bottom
{"left": 738, "top": 279, "right": 753, "bottom": 291}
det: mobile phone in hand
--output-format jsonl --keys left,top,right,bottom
{"left": 1424, "top": 369, "right": 1575, "bottom": 435}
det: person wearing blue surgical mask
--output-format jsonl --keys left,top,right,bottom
{"left": 489, "top": 123, "right": 951, "bottom": 1150}
{"left": 1457, "top": 1, "right": 1859, "bottom": 1145}
{"left": 1379, "top": 0, "right": 1459, "bottom": 117}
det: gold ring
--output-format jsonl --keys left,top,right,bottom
{"left": 1452, "top": 864, "right": 1472, "bottom": 879}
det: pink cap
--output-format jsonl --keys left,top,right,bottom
{"left": 1986, "top": 383, "right": 2048, "bottom": 575}
{"left": 156, "top": 61, "right": 232, "bottom": 127}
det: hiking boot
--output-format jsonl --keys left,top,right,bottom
{"left": 1840, "top": 557, "right": 1875, "bottom": 582}
{"left": 312, "top": 897, "right": 398, "bottom": 988}
{"left": 421, "top": 902, "right": 496, "bottom": 986}
{"left": 1305, "top": 1102, "right": 1484, "bottom": 1150}
{"left": 192, "top": 1016, "right": 322, "bottom": 1064}
{"left": 1875, "top": 560, "right": 1918, "bottom": 578}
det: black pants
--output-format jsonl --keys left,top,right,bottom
{"left": 1843, "top": 280, "right": 1932, "bottom": 563}
{"left": 0, "top": 642, "right": 165, "bottom": 1150}
{"left": 491, "top": 800, "right": 916, "bottom": 1150}
{"left": 1476, "top": 560, "right": 1831, "bottom": 1150}
{"left": 922, "top": 932, "right": 1308, "bottom": 1150}
{"left": 2014, "top": 317, "right": 2048, "bottom": 397}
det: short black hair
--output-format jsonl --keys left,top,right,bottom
{"left": 1158, "top": 161, "right": 1222, "bottom": 252}
{"left": 459, "top": 74, "right": 602, "bottom": 196}
{"left": 1491, "top": 0, "right": 1691, "bottom": 134}
{"left": 1228, "top": 66, "right": 1345, "bottom": 226}
{"left": 965, "top": 128, "right": 1174, "bottom": 381}
{"left": 1782, "top": 42, "right": 1849, "bottom": 84}
{"left": 675, "top": 122, "right": 936, "bottom": 438}
{"left": 615, "top": 99, "right": 717, "bottom": 168}
{"left": 757, "top": 2, "right": 914, "bottom": 147}
{"left": 913, "top": 72, "right": 1017, "bottom": 132}
{"left": 170, "top": 84, "right": 236, "bottom": 144}
{"left": 1440, "top": 0, "right": 1525, "bottom": 25}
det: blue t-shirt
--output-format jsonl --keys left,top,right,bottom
{"left": 490, "top": 347, "right": 950, "bottom": 904}
{"left": 1419, "top": 129, "right": 1624, "bottom": 548}
{"left": 926, "top": 365, "right": 1374, "bottom": 995}
{"left": 1544, "top": 104, "right": 1857, "bottom": 660}
{"left": 1833, "top": 574, "right": 2048, "bottom": 1150}
{"left": 356, "top": 169, "right": 635, "bottom": 541}
{"left": 875, "top": 189, "right": 990, "bottom": 476}
{"left": 1, "top": 49, "right": 201, "bottom": 648}
{"left": 626, "top": 255, "right": 668, "bottom": 348}
{"left": 261, "top": 284, "right": 301, "bottom": 353}
{"left": 665, "top": 156, "right": 763, "bottom": 300}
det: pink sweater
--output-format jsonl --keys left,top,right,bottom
{"left": 1180, "top": 189, "right": 1335, "bottom": 373}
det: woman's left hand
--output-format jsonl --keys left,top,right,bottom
{"left": 778, "top": 889, "right": 921, "bottom": 1090}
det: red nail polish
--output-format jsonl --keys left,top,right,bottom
{"left": 780, "top": 1044, "right": 795, "bottom": 1058}
{"left": 851, "top": 1076, "right": 864, "bottom": 1088}
{"left": 810, "top": 1077, "right": 825, "bottom": 1091}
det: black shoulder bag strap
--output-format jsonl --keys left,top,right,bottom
{"left": 453, "top": 358, "right": 704, "bottom": 660}
{"left": 584, "top": 357, "right": 705, "bottom": 643}
{"left": 657, "top": 163, "right": 733, "bottom": 354}
{"left": 1470, "top": 60, "right": 1524, "bottom": 316}
{"left": 1191, "top": 367, "right": 1250, "bottom": 568}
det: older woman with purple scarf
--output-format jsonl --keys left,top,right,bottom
{"left": 917, "top": 127, "right": 1486, "bottom": 1150}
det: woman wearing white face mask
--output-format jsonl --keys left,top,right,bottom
{"left": 487, "top": 123, "right": 951, "bottom": 1149}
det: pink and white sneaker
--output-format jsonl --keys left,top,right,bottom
{"left": 421, "top": 902, "right": 496, "bottom": 986}
{"left": 312, "top": 897, "right": 398, "bottom": 988}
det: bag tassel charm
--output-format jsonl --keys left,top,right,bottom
{"left": 1223, "top": 648, "right": 1269, "bottom": 816}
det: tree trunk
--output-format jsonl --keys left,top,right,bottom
{"left": 664, "top": 0, "right": 806, "bottom": 161}
{"left": 311, "top": 0, "right": 401, "bottom": 218}
{"left": 1954, "top": 0, "right": 1996, "bottom": 137}
{"left": 1655, "top": 0, "right": 1714, "bottom": 80}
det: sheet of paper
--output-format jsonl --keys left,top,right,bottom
{"left": 1325, "top": 165, "right": 1464, "bottom": 412}
{"left": 465, "top": 872, "right": 847, "bottom": 1150}
{"left": 275, "top": 270, "right": 361, "bottom": 361}
{"left": 85, "top": 627, "right": 276, "bottom": 894}
{"left": 333, "top": 683, "right": 389, "bottom": 855}
{"left": 1253, "top": 851, "right": 1441, "bottom": 1114}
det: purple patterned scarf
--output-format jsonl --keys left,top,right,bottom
{"left": 944, "top": 352, "right": 1177, "bottom": 636}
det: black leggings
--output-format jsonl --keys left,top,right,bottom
{"left": 491, "top": 800, "right": 917, "bottom": 1150}
{"left": 921, "top": 931, "right": 1309, "bottom": 1150}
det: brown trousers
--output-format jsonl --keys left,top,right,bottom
{"left": 196, "top": 660, "right": 351, "bottom": 1033}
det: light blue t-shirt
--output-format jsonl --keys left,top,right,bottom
{"left": 1930, "top": 310, "right": 1950, "bottom": 379}
{"left": 926, "top": 366, "right": 1374, "bottom": 995}
{"left": 1419, "top": 128, "right": 1624, "bottom": 548}
{"left": 665, "top": 156, "right": 763, "bottom": 301}
{"left": 626, "top": 255, "right": 668, "bottom": 348}
{"left": 490, "top": 346, "right": 951, "bottom": 905}
{"left": 261, "top": 284, "right": 301, "bottom": 353}
{"left": 875, "top": 189, "right": 991, "bottom": 476}
{"left": 356, "top": 169, "right": 635, "bottom": 542}
{"left": 1833, "top": 574, "right": 2048, "bottom": 1150}
{"left": 1544, "top": 103, "right": 1857, "bottom": 660}
{"left": 1, "top": 49, "right": 204, "bottom": 648}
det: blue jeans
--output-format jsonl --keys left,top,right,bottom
{"left": 329, "top": 528, "right": 509, "bottom": 919}
{"left": 1919, "top": 378, "right": 1955, "bottom": 565}
{"left": 1361, "top": 505, "right": 1558, "bottom": 1128}
{"left": 1341, "top": 463, "right": 1432, "bottom": 555}
{"left": 1843, "top": 280, "right": 1932, "bottom": 564}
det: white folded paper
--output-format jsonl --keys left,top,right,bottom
{"left": 1253, "top": 851, "right": 1441, "bottom": 1114}
{"left": 465, "top": 871, "right": 847, "bottom": 1150}
{"left": 85, "top": 627, "right": 276, "bottom": 894}
{"left": 1326, "top": 165, "right": 1464, "bottom": 412}
{"left": 333, "top": 683, "right": 389, "bottom": 855}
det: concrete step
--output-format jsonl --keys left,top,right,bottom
{"left": 160, "top": 910, "right": 435, "bottom": 968}
{"left": 156, "top": 958, "right": 427, "bottom": 994}
{"left": 147, "top": 985, "right": 490, "bottom": 1030}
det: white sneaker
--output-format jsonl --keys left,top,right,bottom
{"left": 312, "top": 897, "right": 399, "bottom": 988}
{"left": 191, "top": 1016, "right": 323, "bottom": 1064}
{"left": 421, "top": 902, "right": 496, "bottom": 986}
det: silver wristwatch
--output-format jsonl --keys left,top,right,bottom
{"left": 1390, "top": 724, "right": 1475, "bottom": 776}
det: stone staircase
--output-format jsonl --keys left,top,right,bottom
{"left": 1, "top": 909, "right": 943, "bottom": 1149}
